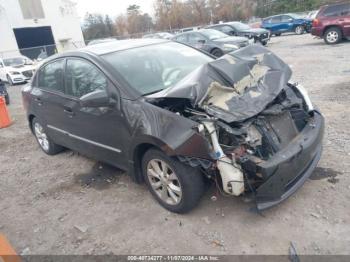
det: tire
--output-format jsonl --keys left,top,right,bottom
{"left": 274, "top": 33, "right": 282, "bottom": 37}
{"left": 324, "top": 27, "right": 342, "bottom": 45}
{"left": 142, "top": 149, "right": 205, "bottom": 213}
{"left": 261, "top": 41, "right": 268, "bottom": 46}
{"left": 295, "top": 26, "right": 305, "bottom": 35}
{"left": 32, "top": 117, "right": 63, "bottom": 155}
{"left": 211, "top": 48, "right": 224, "bottom": 58}
{"left": 6, "top": 75, "right": 13, "bottom": 86}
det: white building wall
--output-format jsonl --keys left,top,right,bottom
{"left": 0, "top": 0, "right": 85, "bottom": 57}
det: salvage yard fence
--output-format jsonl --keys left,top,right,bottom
{"left": 0, "top": 41, "right": 85, "bottom": 61}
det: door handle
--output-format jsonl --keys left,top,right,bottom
{"left": 35, "top": 97, "right": 43, "bottom": 106}
{"left": 64, "top": 108, "right": 75, "bottom": 117}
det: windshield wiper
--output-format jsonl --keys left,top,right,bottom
{"left": 142, "top": 89, "right": 164, "bottom": 96}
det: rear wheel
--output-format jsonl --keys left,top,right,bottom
{"left": 32, "top": 118, "right": 63, "bottom": 155}
{"left": 295, "top": 26, "right": 305, "bottom": 35}
{"left": 142, "top": 149, "right": 205, "bottom": 213}
{"left": 211, "top": 48, "right": 224, "bottom": 58}
{"left": 324, "top": 27, "right": 342, "bottom": 45}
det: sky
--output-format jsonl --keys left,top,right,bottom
{"left": 76, "top": 0, "right": 155, "bottom": 19}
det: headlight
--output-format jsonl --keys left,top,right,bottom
{"left": 295, "top": 84, "right": 314, "bottom": 111}
{"left": 9, "top": 71, "right": 20, "bottom": 75}
{"left": 223, "top": 44, "right": 239, "bottom": 51}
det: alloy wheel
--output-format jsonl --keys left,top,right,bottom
{"left": 326, "top": 31, "right": 339, "bottom": 43}
{"left": 147, "top": 159, "right": 182, "bottom": 205}
{"left": 34, "top": 122, "right": 50, "bottom": 152}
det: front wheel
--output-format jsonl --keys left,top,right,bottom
{"left": 324, "top": 27, "right": 342, "bottom": 45}
{"left": 211, "top": 48, "right": 224, "bottom": 58}
{"left": 142, "top": 149, "right": 205, "bottom": 213}
{"left": 32, "top": 118, "right": 64, "bottom": 155}
{"left": 295, "top": 26, "right": 305, "bottom": 35}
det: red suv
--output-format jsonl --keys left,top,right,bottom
{"left": 311, "top": 2, "right": 350, "bottom": 44}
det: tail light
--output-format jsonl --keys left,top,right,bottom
{"left": 312, "top": 19, "right": 319, "bottom": 27}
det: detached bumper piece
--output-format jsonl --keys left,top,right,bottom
{"left": 255, "top": 111, "right": 325, "bottom": 211}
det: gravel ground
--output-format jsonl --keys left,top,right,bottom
{"left": 0, "top": 34, "right": 349, "bottom": 256}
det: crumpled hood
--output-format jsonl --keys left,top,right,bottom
{"left": 148, "top": 45, "right": 292, "bottom": 123}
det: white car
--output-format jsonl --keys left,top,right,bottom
{"left": 0, "top": 56, "right": 36, "bottom": 85}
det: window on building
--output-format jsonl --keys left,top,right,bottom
{"left": 19, "top": 0, "right": 45, "bottom": 19}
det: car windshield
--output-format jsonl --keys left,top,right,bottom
{"left": 3, "top": 57, "right": 25, "bottom": 67}
{"left": 102, "top": 42, "right": 213, "bottom": 96}
{"left": 200, "top": 29, "right": 228, "bottom": 40}
{"left": 231, "top": 22, "right": 251, "bottom": 30}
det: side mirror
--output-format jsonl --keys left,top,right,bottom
{"left": 80, "top": 89, "right": 115, "bottom": 108}
{"left": 198, "top": 39, "right": 206, "bottom": 44}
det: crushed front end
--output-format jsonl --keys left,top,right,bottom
{"left": 148, "top": 45, "right": 324, "bottom": 211}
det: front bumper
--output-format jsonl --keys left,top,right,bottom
{"left": 311, "top": 27, "right": 323, "bottom": 37}
{"left": 255, "top": 111, "right": 325, "bottom": 210}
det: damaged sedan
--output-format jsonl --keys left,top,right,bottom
{"left": 22, "top": 39, "right": 324, "bottom": 213}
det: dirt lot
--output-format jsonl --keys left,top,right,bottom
{"left": 1, "top": 34, "right": 350, "bottom": 256}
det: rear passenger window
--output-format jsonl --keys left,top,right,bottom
{"left": 65, "top": 59, "right": 108, "bottom": 98}
{"left": 271, "top": 16, "right": 281, "bottom": 23}
{"left": 324, "top": 4, "right": 350, "bottom": 17}
{"left": 38, "top": 60, "right": 64, "bottom": 93}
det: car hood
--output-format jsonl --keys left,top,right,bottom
{"left": 148, "top": 44, "right": 292, "bottom": 123}
{"left": 241, "top": 28, "right": 269, "bottom": 35}
{"left": 213, "top": 36, "right": 248, "bottom": 44}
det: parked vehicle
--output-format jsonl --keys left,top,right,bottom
{"left": 0, "top": 56, "right": 36, "bottom": 85}
{"left": 206, "top": 22, "right": 270, "bottom": 45}
{"left": 311, "top": 2, "right": 350, "bottom": 44}
{"left": 262, "top": 13, "right": 313, "bottom": 35}
{"left": 0, "top": 79, "right": 9, "bottom": 105}
{"left": 172, "top": 29, "right": 249, "bottom": 57}
{"left": 22, "top": 39, "right": 324, "bottom": 213}
{"left": 143, "top": 32, "right": 174, "bottom": 40}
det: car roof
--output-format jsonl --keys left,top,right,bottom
{"left": 81, "top": 38, "right": 169, "bottom": 56}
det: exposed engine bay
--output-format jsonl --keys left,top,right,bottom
{"left": 148, "top": 82, "right": 313, "bottom": 197}
{"left": 146, "top": 45, "right": 324, "bottom": 209}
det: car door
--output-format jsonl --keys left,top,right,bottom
{"left": 62, "top": 58, "right": 129, "bottom": 169}
{"left": 341, "top": 3, "right": 350, "bottom": 36}
{"left": 33, "top": 59, "right": 76, "bottom": 148}
{"left": 280, "top": 15, "right": 294, "bottom": 32}
{"left": 270, "top": 16, "right": 283, "bottom": 33}
{"left": 188, "top": 32, "right": 210, "bottom": 52}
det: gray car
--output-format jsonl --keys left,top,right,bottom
{"left": 207, "top": 22, "right": 271, "bottom": 45}
{"left": 172, "top": 29, "right": 250, "bottom": 57}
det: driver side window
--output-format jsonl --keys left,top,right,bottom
{"left": 65, "top": 59, "right": 108, "bottom": 98}
{"left": 188, "top": 33, "right": 206, "bottom": 43}
{"left": 220, "top": 25, "right": 234, "bottom": 34}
